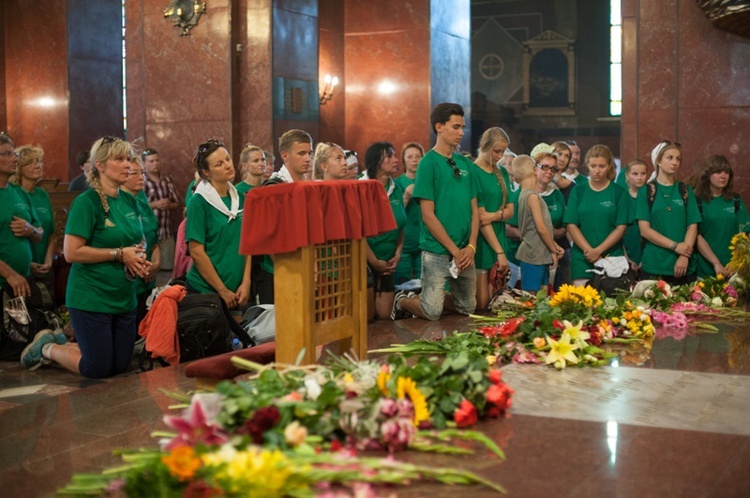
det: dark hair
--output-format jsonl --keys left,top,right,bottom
{"left": 691, "top": 154, "right": 734, "bottom": 203}
{"left": 364, "top": 142, "right": 395, "bottom": 180}
{"left": 193, "top": 139, "right": 224, "bottom": 179}
{"left": 75, "top": 150, "right": 90, "bottom": 167}
{"left": 430, "top": 103, "right": 464, "bottom": 135}
{"left": 0, "top": 131, "right": 14, "bottom": 148}
{"left": 142, "top": 148, "right": 158, "bottom": 158}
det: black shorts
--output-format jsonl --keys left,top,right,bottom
{"left": 368, "top": 265, "right": 395, "bottom": 293}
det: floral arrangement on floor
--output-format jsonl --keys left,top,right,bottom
{"left": 377, "top": 276, "right": 750, "bottom": 371}
{"left": 59, "top": 354, "right": 512, "bottom": 496}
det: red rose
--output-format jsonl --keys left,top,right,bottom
{"left": 454, "top": 399, "right": 478, "bottom": 428}
{"left": 489, "top": 369, "right": 503, "bottom": 385}
{"left": 552, "top": 319, "right": 565, "bottom": 330}
{"left": 240, "top": 405, "right": 281, "bottom": 444}
{"left": 486, "top": 384, "right": 513, "bottom": 413}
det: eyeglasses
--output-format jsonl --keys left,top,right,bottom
{"left": 0, "top": 150, "right": 19, "bottom": 158}
{"left": 446, "top": 157, "right": 461, "bottom": 178}
{"left": 536, "top": 163, "right": 560, "bottom": 173}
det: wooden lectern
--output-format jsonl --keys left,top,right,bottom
{"left": 240, "top": 180, "right": 396, "bottom": 365}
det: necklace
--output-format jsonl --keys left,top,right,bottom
{"left": 660, "top": 184, "right": 673, "bottom": 212}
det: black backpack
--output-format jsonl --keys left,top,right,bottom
{"left": 2, "top": 279, "right": 62, "bottom": 344}
{"left": 176, "top": 293, "right": 253, "bottom": 362}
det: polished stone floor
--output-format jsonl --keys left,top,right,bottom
{"left": 1, "top": 315, "right": 750, "bottom": 497}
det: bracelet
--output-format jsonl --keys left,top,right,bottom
{"left": 499, "top": 211, "right": 504, "bottom": 222}
{"left": 110, "top": 249, "right": 117, "bottom": 261}
{"left": 115, "top": 247, "right": 123, "bottom": 263}
{"left": 669, "top": 242, "right": 678, "bottom": 252}
{"left": 496, "top": 251, "right": 505, "bottom": 255}
{"left": 467, "top": 244, "right": 476, "bottom": 253}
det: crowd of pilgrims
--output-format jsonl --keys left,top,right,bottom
{"left": 1, "top": 110, "right": 747, "bottom": 378}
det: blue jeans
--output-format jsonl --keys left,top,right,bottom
{"left": 68, "top": 308, "right": 137, "bottom": 379}
{"left": 520, "top": 262, "right": 550, "bottom": 293}
{"left": 420, "top": 251, "right": 476, "bottom": 321}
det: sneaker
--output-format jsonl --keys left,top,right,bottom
{"left": 21, "top": 330, "right": 56, "bottom": 370}
{"left": 391, "top": 291, "right": 414, "bottom": 320}
{"left": 52, "top": 329, "right": 69, "bottom": 345}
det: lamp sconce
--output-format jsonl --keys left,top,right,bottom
{"left": 164, "top": 0, "right": 206, "bottom": 36}
{"left": 319, "top": 74, "right": 339, "bottom": 105}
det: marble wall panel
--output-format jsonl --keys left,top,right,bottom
{"left": 275, "top": 0, "right": 317, "bottom": 17}
{"left": 345, "top": 0, "right": 429, "bottom": 34}
{"left": 68, "top": 0, "right": 124, "bottom": 179}
{"left": 125, "top": 0, "right": 146, "bottom": 147}
{"left": 0, "top": 5, "right": 6, "bottom": 131}
{"left": 235, "top": 0, "right": 273, "bottom": 158}
{"left": 431, "top": 0, "right": 470, "bottom": 39}
{"left": 272, "top": 3, "right": 318, "bottom": 81}
{"left": 4, "top": 0, "right": 69, "bottom": 181}
{"left": 637, "top": 23, "right": 677, "bottom": 112}
{"left": 635, "top": 110, "right": 677, "bottom": 168}
{"left": 318, "top": 0, "right": 345, "bottom": 145}
{"left": 344, "top": 26, "right": 431, "bottom": 163}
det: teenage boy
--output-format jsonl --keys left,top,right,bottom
{"left": 256, "top": 129, "right": 314, "bottom": 303}
{"left": 142, "top": 148, "right": 180, "bottom": 271}
{"left": 392, "top": 103, "right": 478, "bottom": 320}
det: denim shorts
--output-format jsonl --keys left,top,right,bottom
{"left": 520, "top": 261, "right": 549, "bottom": 293}
{"left": 420, "top": 251, "right": 477, "bottom": 320}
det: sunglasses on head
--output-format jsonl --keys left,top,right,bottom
{"left": 661, "top": 139, "right": 682, "bottom": 148}
{"left": 100, "top": 136, "right": 119, "bottom": 146}
{"left": 536, "top": 163, "right": 560, "bottom": 173}
{"left": 344, "top": 150, "right": 357, "bottom": 159}
{"left": 446, "top": 157, "right": 461, "bottom": 178}
{"left": 141, "top": 148, "right": 158, "bottom": 157}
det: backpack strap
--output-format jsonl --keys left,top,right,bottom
{"left": 733, "top": 193, "right": 741, "bottom": 212}
{"left": 678, "top": 181, "right": 689, "bottom": 206}
{"left": 646, "top": 181, "right": 657, "bottom": 211}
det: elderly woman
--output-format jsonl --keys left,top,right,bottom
{"left": 394, "top": 142, "right": 425, "bottom": 284}
{"left": 236, "top": 144, "right": 265, "bottom": 195}
{"left": 186, "top": 139, "right": 251, "bottom": 309}
{"left": 313, "top": 142, "right": 348, "bottom": 180}
{"left": 11, "top": 145, "right": 54, "bottom": 278}
{"left": 564, "top": 145, "right": 629, "bottom": 286}
{"left": 21, "top": 136, "right": 151, "bottom": 377}
{"left": 121, "top": 155, "right": 160, "bottom": 326}
{"left": 636, "top": 141, "right": 701, "bottom": 285}
{"left": 690, "top": 155, "right": 750, "bottom": 278}
{"left": 471, "top": 128, "right": 514, "bottom": 309}
{"left": 363, "top": 142, "right": 406, "bottom": 319}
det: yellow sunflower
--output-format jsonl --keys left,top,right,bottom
{"left": 396, "top": 376, "right": 430, "bottom": 426}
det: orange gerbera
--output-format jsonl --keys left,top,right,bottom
{"left": 162, "top": 446, "right": 202, "bottom": 482}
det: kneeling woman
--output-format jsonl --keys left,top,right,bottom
{"left": 186, "top": 139, "right": 251, "bottom": 309}
{"left": 21, "top": 137, "right": 152, "bottom": 378}
{"left": 564, "top": 145, "right": 629, "bottom": 286}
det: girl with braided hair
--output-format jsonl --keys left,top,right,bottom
{"left": 21, "top": 136, "right": 151, "bottom": 377}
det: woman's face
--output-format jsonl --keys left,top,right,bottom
{"left": 98, "top": 153, "right": 131, "bottom": 186}
{"left": 124, "top": 161, "right": 145, "bottom": 192}
{"left": 626, "top": 164, "right": 648, "bottom": 189}
{"left": 244, "top": 150, "right": 265, "bottom": 177}
{"left": 556, "top": 148, "right": 571, "bottom": 170}
{"left": 323, "top": 147, "right": 348, "bottom": 180}
{"left": 379, "top": 148, "right": 398, "bottom": 175}
{"left": 487, "top": 140, "right": 508, "bottom": 166}
{"left": 657, "top": 147, "right": 681, "bottom": 176}
{"left": 535, "top": 157, "right": 557, "bottom": 185}
{"left": 204, "top": 147, "right": 235, "bottom": 185}
{"left": 403, "top": 147, "right": 422, "bottom": 175}
{"left": 588, "top": 156, "right": 611, "bottom": 183}
{"left": 709, "top": 169, "right": 731, "bottom": 192}
{"left": 21, "top": 156, "right": 43, "bottom": 181}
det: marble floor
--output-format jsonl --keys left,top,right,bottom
{"left": 1, "top": 315, "right": 749, "bottom": 497}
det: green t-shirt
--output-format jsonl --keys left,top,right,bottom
{"left": 186, "top": 193, "right": 245, "bottom": 294}
{"left": 394, "top": 174, "right": 421, "bottom": 254}
{"left": 540, "top": 187, "right": 566, "bottom": 232}
{"left": 367, "top": 179, "right": 406, "bottom": 261}
{"left": 412, "top": 150, "right": 477, "bottom": 255}
{"left": 65, "top": 189, "right": 143, "bottom": 313}
{"left": 564, "top": 182, "right": 629, "bottom": 280}
{"left": 635, "top": 182, "right": 702, "bottom": 276}
{"left": 27, "top": 187, "right": 54, "bottom": 264}
{"left": 0, "top": 184, "right": 37, "bottom": 286}
{"left": 134, "top": 191, "right": 159, "bottom": 295}
{"left": 185, "top": 179, "right": 196, "bottom": 207}
{"left": 235, "top": 181, "right": 257, "bottom": 197}
{"left": 472, "top": 163, "right": 511, "bottom": 270}
{"left": 695, "top": 195, "right": 750, "bottom": 277}
{"left": 622, "top": 192, "right": 643, "bottom": 266}
{"left": 615, "top": 167, "right": 628, "bottom": 189}
{"left": 505, "top": 187, "right": 521, "bottom": 266}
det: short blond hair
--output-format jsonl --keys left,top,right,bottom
{"left": 511, "top": 155, "right": 536, "bottom": 182}
{"left": 11, "top": 144, "right": 44, "bottom": 184}
{"left": 278, "top": 129, "right": 312, "bottom": 154}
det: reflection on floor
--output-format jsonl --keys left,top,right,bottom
{"left": 1, "top": 315, "right": 749, "bottom": 497}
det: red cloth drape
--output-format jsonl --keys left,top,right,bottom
{"left": 240, "top": 180, "right": 397, "bottom": 256}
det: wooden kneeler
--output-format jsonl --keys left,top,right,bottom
{"left": 274, "top": 238, "right": 368, "bottom": 364}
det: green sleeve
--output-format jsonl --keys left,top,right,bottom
{"left": 413, "top": 160, "right": 435, "bottom": 202}
{"left": 634, "top": 185, "right": 650, "bottom": 222}
{"left": 615, "top": 186, "right": 629, "bottom": 226}
{"left": 685, "top": 185, "right": 702, "bottom": 225}
{"left": 738, "top": 197, "right": 750, "bottom": 232}
{"left": 185, "top": 195, "right": 207, "bottom": 245}
{"left": 65, "top": 193, "right": 97, "bottom": 240}
{"left": 563, "top": 185, "right": 581, "bottom": 225}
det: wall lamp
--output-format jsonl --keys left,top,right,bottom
{"left": 319, "top": 74, "right": 339, "bottom": 105}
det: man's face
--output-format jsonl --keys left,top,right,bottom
{"left": 282, "top": 141, "right": 313, "bottom": 178}
{"left": 0, "top": 143, "right": 18, "bottom": 176}
{"left": 82, "top": 160, "right": 92, "bottom": 175}
{"left": 143, "top": 153, "right": 160, "bottom": 174}
{"left": 436, "top": 115, "right": 465, "bottom": 147}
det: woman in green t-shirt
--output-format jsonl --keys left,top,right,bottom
{"left": 690, "top": 155, "right": 750, "bottom": 278}
{"left": 235, "top": 144, "right": 265, "bottom": 195}
{"left": 312, "top": 142, "right": 348, "bottom": 181}
{"left": 186, "top": 139, "right": 251, "bottom": 309}
{"left": 472, "top": 128, "right": 513, "bottom": 309}
{"left": 363, "top": 142, "right": 406, "bottom": 320}
{"left": 12, "top": 145, "right": 54, "bottom": 277}
{"left": 394, "top": 142, "right": 425, "bottom": 284}
{"left": 635, "top": 141, "right": 701, "bottom": 285}
{"left": 622, "top": 159, "right": 648, "bottom": 275}
{"left": 122, "top": 156, "right": 161, "bottom": 326}
{"left": 564, "top": 145, "right": 629, "bottom": 285}
{"left": 21, "top": 136, "right": 152, "bottom": 378}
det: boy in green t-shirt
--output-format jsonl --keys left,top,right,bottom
{"left": 392, "top": 103, "right": 479, "bottom": 321}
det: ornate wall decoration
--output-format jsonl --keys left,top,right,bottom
{"left": 521, "top": 30, "right": 576, "bottom": 117}
{"left": 164, "top": 0, "right": 206, "bottom": 36}
{"left": 696, "top": 0, "right": 750, "bottom": 38}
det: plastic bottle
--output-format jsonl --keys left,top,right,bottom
{"left": 231, "top": 338, "right": 243, "bottom": 350}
